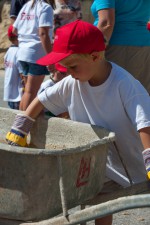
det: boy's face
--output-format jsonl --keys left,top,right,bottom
{"left": 60, "top": 54, "right": 98, "bottom": 82}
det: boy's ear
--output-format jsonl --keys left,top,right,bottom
{"left": 90, "top": 52, "right": 100, "bottom": 61}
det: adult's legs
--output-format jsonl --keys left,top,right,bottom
{"left": 95, "top": 215, "right": 113, "bottom": 225}
{"left": 19, "top": 75, "right": 44, "bottom": 110}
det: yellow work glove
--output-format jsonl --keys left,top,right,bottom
{"left": 6, "top": 114, "right": 35, "bottom": 147}
{"left": 142, "top": 148, "right": 150, "bottom": 180}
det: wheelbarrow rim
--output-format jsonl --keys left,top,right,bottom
{"left": 0, "top": 132, "right": 115, "bottom": 156}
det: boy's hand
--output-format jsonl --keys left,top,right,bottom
{"left": 6, "top": 130, "right": 27, "bottom": 147}
{"left": 6, "top": 114, "right": 35, "bottom": 147}
{"left": 142, "top": 148, "right": 150, "bottom": 179}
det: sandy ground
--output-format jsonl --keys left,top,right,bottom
{"left": 0, "top": 69, "right": 150, "bottom": 224}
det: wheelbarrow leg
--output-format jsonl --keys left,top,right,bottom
{"left": 57, "top": 155, "right": 68, "bottom": 217}
{"left": 80, "top": 204, "right": 86, "bottom": 225}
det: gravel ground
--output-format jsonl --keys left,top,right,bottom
{"left": 0, "top": 70, "right": 150, "bottom": 225}
{"left": 113, "top": 208, "right": 150, "bottom": 225}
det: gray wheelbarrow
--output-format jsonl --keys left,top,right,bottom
{"left": 0, "top": 107, "right": 115, "bottom": 222}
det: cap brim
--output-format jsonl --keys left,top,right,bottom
{"left": 37, "top": 52, "right": 71, "bottom": 66}
{"left": 55, "top": 63, "right": 67, "bottom": 73}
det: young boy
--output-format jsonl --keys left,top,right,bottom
{"left": 3, "top": 25, "right": 23, "bottom": 110}
{"left": 6, "top": 20, "right": 150, "bottom": 225}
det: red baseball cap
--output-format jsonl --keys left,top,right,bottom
{"left": 55, "top": 63, "right": 67, "bottom": 73}
{"left": 7, "top": 25, "right": 17, "bottom": 38}
{"left": 37, "top": 20, "right": 105, "bottom": 66}
{"left": 147, "top": 21, "right": 150, "bottom": 31}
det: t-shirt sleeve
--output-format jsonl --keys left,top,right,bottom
{"left": 38, "top": 80, "right": 67, "bottom": 115}
{"left": 38, "top": 80, "right": 54, "bottom": 95}
{"left": 95, "top": 0, "right": 115, "bottom": 11}
{"left": 39, "top": 5, "right": 54, "bottom": 28}
{"left": 119, "top": 78, "right": 150, "bottom": 131}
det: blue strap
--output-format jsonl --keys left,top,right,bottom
{"left": 11, "top": 129, "right": 25, "bottom": 138}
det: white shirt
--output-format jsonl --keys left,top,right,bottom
{"left": 13, "top": 0, "right": 53, "bottom": 63}
{"left": 38, "top": 62, "right": 150, "bottom": 187}
{"left": 38, "top": 78, "right": 55, "bottom": 94}
{"left": 3, "top": 45, "right": 23, "bottom": 102}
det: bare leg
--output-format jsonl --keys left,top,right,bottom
{"left": 95, "top": 215, "right": 113, "bottom": 225}
{"left": 19, "top": 75, "right": 27, "bottom": 110}
{"left": 19, "top": 75, "right": 44, "bottom": 111}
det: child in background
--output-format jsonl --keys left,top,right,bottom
{"left": 38, "top": 63, "right": 69, "bottom": 118}
{"left": 38, "top": 63, "right": 67, "bottom": 94}
{"left": 12, "top": 0, "right": 54, "bottom": 111}
{"left": 6, "top": 20, "right": 150, "bottom": 225}
{"left": 3, "top": 25, "right": 23, "bottom": 110}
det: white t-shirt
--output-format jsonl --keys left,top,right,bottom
{"left": 3, "top": 45, "right": 23, "bottom": 102}
{"left": 38, "top": 78, "right": 55, "bottom": 94}
{"left": 38, "top": 62, "right": 150, "bottom": 187}
{"left": 13, "top": 0, "right": 53, "bottom": 63}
